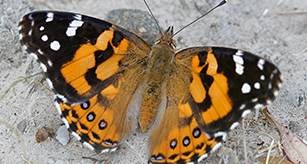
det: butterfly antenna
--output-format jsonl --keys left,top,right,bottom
{"left": 143, "top": 0, "right": 163, "bottom": 36}
{"left": 173, "top": 0, "right": 227, "bottom": 37}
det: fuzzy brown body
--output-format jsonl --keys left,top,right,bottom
{"left": 139, "top": 43, "right": 175, "bottom": 132}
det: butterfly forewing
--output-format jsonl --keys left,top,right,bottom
{"left": 175, "top": 47, "right": 281, "bottom": 136}
{"left": 19, "top": 11, "right": 150, "bottom": 104}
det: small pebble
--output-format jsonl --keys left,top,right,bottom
{"left": 56, "top": 125, "right": 69, "bottom": 146}
{"left": 17, "top": 119, "right": 27, "bottom": 133}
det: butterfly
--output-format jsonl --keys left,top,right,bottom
{"left": 19, "top": 2, "right": 281, "bottom": 164}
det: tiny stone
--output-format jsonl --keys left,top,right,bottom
{"left": 56, "top": 125, "right": 69, "bottom": 146}
{"left": 17, "top": 119, "right": 27, "bottom": 133}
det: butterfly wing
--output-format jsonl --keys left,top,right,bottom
{"left": 19, "top": 11, "right": 150, "bottom": 104}
{"left": 19, "top": 11, "right": 150, "bottom": 153}
{"left": 149, "top": 47, "right": 281, "bottom": 163}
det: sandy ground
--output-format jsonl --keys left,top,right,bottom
{"left": 0, "top": 0, "right": 306, "bottom": 163}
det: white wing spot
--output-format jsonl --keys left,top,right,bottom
{"left": 260, "top": 75, "right": 265, "bottom": 80}
{"left": 50, "top": 40, "right": 61, "bottom": 51}
{"left": 47, "top": 60, "right": 53, "bottom": 67}
{"left": 268, "top": 83, "right": 272, "bottom": 89}
{"left": 239, "top": 104, "right": 246, "bottom": 110}
{"left": 31, "top": 21, "right": 34, "bottom": 26}
{"left": 235, "top": 64, "right": 244, "bottom": 75}
{"left": 235, "top": 50, "right": 243, "bottom": 56}
{"left": 252, "top": 98, "right": 258, "bottom": 102}
{"left": 46, "top": 12, "right": 54, "bottom": 22}
{"left": 233, "top": 52, "right": 244, "bottom": 75}
{"left": 66, "top": 20, "right": 84, "bottom": 37}
{"left": 233, "top": 55, "right": 244, "bottom": 65}
{"left": 241, "top": 83, "right": 251, "bottom": 94}
{"left": 257, "top": 59, "right": 265, "bottom": 70}
{"left": 39, "top": 26, "right": 45, "bottom": 31}
{"left": 74, "top": 14, "right": 82, "bottom": 20}
{"left": 254, "top": 82, "right": 260, "bottom": 89}
{"left": 28, "top": 29, "right": 32, "bottom": 36}
{"left": 37, "top": 49, "right": 43, "bottom": 55}
{"left": 41, "top": 35, "right": 48, "bottom": 41}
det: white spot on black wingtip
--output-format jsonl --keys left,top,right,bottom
{"left": 31, "top": 21, "right": 34, "bottom": 27}
{"left": 274, "top": 90, "right": 279, "bottom": 97}
{"left": 235, "top": 50, "right": 243, "bottom": 56}
{"left": 74, "top": 14, "right": 82, "bottom": 20}
{"left": 50, "top": 40, "right": 61, "bottom": 51}
{"left": 242, "top": 109, "right": 251, "bottom": 118}
{"left": 239, "top": 104, "right": 246, "bottom": 110}
{"left": 46, "top": 12, "right": 54, "bottom": 22}
{"left": 260, "top": 75, "right": 265, "bottom": 80}
{"left": 268, "top": 83, "right": 272, "bottom": 89}
{"left": 235, "top": 64, "right": 244, "bottom": 75}
{"left": 233, "top": 52, "right": 244, "bottom": 75}
{"left": 241, "top": 83, "right": 251, "bottom": 94}
{"left": 254, "top": 82, "right": 260, "bottom": 89}
{"left": 47, "top": 60, "right": 53, "bottom": 67}
{"left": 257, "top": 59, "right": 265, "bottom": 70}
{"left": 28, "top": 13, "right": 33, "bottom": 20}
{"left": 37, "top": 49, "right": 43, "bottom": 55}
{"left": 66, "top": 19, "right": 84, "bottom": 37}
{"left": 18, "top": 25, "right": 22, "bottom": 31}
{"left": 252, "top": 98, "right": 258, "bottom": 102}
{"left": 41, "top": 35, "right": 48, "bottom": 42}
{"left": 39, "top": 26, "right": 45, "bottom": 31}
{"left": 28, "top": 29, "right": 32, "bottom": 36}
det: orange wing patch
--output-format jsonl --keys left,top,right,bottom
{"left": 60, "top": 29, "right": 127, "bottom": 95}
{"left": 190, "top": 50, "right": 232, "bottom": 124}
{"left": 149, "top": 97, "right": 222, "bottom": 164}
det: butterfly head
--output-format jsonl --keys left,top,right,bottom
{"left": 154, "top": 26, "right": 177, "bottom": 50}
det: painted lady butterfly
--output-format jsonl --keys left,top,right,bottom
{"left": 19, "top": 1, "right": 281, "bottom": 163}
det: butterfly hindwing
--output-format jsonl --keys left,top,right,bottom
{"left": 19, "top": 11, "right": 151, "bottom": 104}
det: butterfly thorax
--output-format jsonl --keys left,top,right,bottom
{"left": 138, "top": 27, "right": 176, "bottom": 132}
